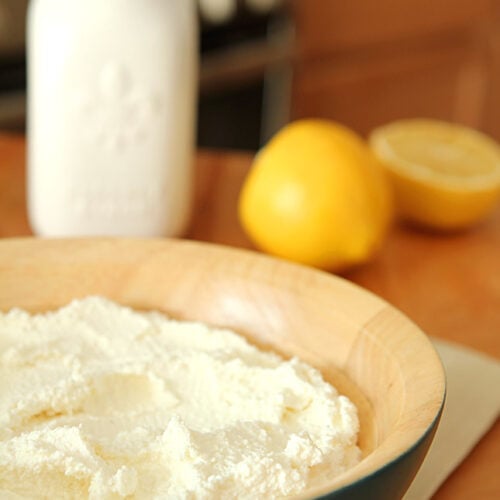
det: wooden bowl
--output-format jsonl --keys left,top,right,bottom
{"left": 0, "top": 238, "right": 445, "bottom": 500}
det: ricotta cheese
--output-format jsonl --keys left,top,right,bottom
{"left": 0, "top": 297, "right": 360, "bottom": 499}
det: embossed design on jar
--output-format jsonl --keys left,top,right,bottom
{"left": 69, "top": 62, "right": 163, "bottom": 151}
{"left": 71, "top": 184, "right": 166, "bottom": 218}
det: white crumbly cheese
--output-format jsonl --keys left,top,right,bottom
{"left": 0, "top": 297, "right": 360, "bottom": 499}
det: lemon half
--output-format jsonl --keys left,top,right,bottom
{"left": 369, "top": 119, "right": 500, "bottom": 230}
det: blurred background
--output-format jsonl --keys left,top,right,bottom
{"left": 0, "top": 0, "right": 499, "bottom": 149}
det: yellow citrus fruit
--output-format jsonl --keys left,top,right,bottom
{"left": 369, "top": 119, "right": 500, "bottom": 230}
{"left": 238, "top": 119, "right": 393, "bottom": 271}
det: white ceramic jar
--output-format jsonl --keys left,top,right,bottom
{"left": 27, "top": 0, "right": 198, "bottom": 237}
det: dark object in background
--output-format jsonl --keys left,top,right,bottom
{"left": 0, "top": 0, "right": 28, "bottom": 131}
{"left": 199, "top": 1, "right": 292, "bottom": 150}
{"left": 0, "top": 57, "right": 24, "bottom": 93}
{"left": 198, "top": 83, "right": 263, "bottom": 150}
{"left": 198, "top": 6, "right": 271, "bottom": 151}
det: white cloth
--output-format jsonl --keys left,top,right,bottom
{"left": 404, "top": 339, "right": 500, "bottom": 500}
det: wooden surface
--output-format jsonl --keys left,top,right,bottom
{"left": 291, "top": 0, "right": 492, "bottom": 56}
{"left": 0, "top": 134, "right": 499, "bottom": 498}
{"left": 291, "top": 0, "right": 500, "bottom": 140}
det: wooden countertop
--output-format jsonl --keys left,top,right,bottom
{"left": 0, "top": 133, "right": 498, "bottom": 499}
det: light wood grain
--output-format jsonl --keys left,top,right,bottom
{"left": 0, "top": 134, "right": 499, "bottom": 498}
{"left": 292, "top": 42, "right": 488, "bottom": 136}
{"left": 291, "top": 0, "right": 492, "bottom": 57}
{"left": 0, "top": 237, "right": 445, "bottom": 498}
{"left": 290, "top": 0, "right": 500, "bottom": 140}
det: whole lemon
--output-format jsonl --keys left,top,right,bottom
{"left": 238, "top": 119, "right": 393, "bottom": 271}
